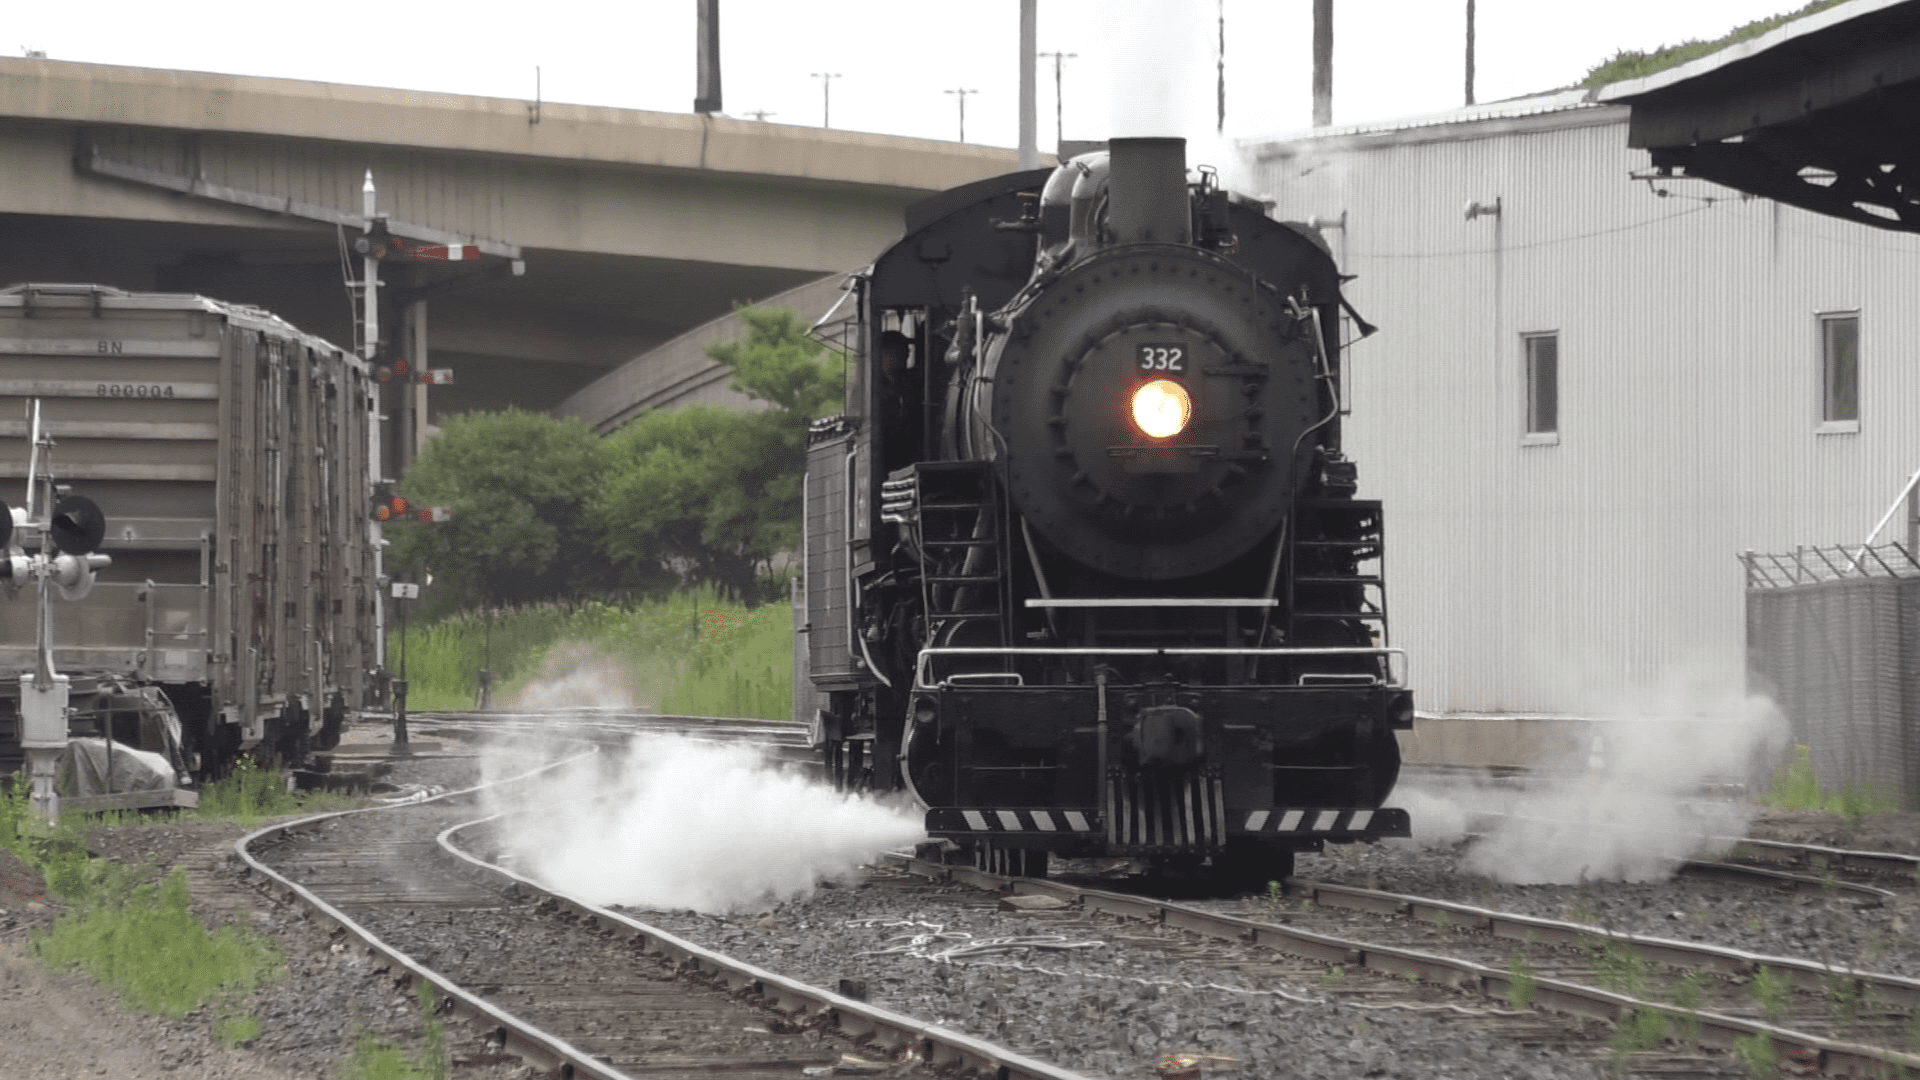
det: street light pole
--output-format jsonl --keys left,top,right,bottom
{"left": 811, "top": 72, "right": 841, "bottom": 127}
{"left": 945, "top": 87, "right": 978, "bottom": 143}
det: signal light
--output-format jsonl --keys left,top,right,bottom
{"left": 392, "top": 358, "right": 410, "bottom": 377}
{"left": 390, "top": 495, "right": 409, "bottom": 515}
{"left": 1131, "top": 379, "right": 1192, "bottom": 439}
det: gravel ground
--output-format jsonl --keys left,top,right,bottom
{"left": 630, "top": 868, "right": 1623, "bottom": 1080}
{"left": 0, "top": 746, "right": 523, "bottom": 1080}
{"left": 10, "top": 733, "right": 1916, "bottom": 1080}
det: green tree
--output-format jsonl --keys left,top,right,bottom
{"left": 390, "top": 409, "right": 612, "bottom": 610}
{"left": 592, "top": 307, "right": 843, "bottom": 604}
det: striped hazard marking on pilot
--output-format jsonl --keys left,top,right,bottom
{"left": 954, "top": 809, "right": 1095, "bottom": 833}
{"left": 1242, "top": 809, "right": 1376, "bottom": 833}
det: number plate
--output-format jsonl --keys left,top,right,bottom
{"left": 1136, "top": 343, "right": 1186, "bottom": 373}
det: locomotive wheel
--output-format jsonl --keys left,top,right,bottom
{"left": 1215, "top": 838, "right": 1295, "bottom": 895}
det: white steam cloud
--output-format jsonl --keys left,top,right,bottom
{"left": 508, "top": 646, "right": 639, "bottom": 713}
{"left": 1399, "top": 678, "right": 1790, "bottom": 884}
{"left": 479, "top": 652, "right": 923, "bottom": 914}
{"left": 488, "top": 734, "right": 925, "bottom": 914}
{"left": 1092, "top": 0, "right": 1258, "bottom": 197}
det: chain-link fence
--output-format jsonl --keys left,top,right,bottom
{"left": 1742, "top": 544, "right": 1920, "bottom": 808}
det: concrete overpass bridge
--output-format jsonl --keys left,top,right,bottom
{"left": 0, "top": 55, "right": 1022, "bottom": 451}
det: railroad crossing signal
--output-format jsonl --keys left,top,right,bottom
{"left": 418, "top": 369, "right": 454, "bottom": 385}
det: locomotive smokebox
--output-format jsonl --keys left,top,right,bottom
{"left": 1107, "top": 137, "right": 1190, "bottom": 245}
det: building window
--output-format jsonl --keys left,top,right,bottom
{"left": 1523, "top": 332, "right": 1558, "bottom": 442}
{"left": 1820, "top": 312, "right": 1860, "bottom": 432}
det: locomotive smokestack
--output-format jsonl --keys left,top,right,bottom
{"left": 1106, "top": 137, "right": 1189, "bottom": 245}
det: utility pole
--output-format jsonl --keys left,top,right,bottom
{"left": 811, "top": 72, "right": 841, "bottom": 127}
{"left": 1312, "top": 0, "right": 1333, "bottom": 128}
{"left": 1464, "top": 0, "right": 1477, "bottom": 106}
{"left": 745, "top": 109, "right": 775, "bottom": 122}
{"left": 1217, "top": 0, "right": 1227, "bottom": 133}
{"left": 946, "top": 87, "right": 978, "bottom": 143}
{"left": 1039, "top": 51, "right": 1077, "bottom": 152}
{"left": 1018, "top": 0, "right": 1038, "bottom": 169}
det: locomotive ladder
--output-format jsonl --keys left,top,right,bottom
{"left": 1289, "top": 499, "right": 1389, "bottom": 647}
{"left": 901, "top": 462, "right": 1006, "bottom": 645}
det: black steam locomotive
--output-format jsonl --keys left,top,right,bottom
{"left": 799, "top": 137, "right": 1411, "bottom": 885}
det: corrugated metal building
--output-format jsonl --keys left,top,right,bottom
{"left": 1243, "top": 94, "right": 1920, "bottom": 714}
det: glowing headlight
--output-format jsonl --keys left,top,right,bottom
{"left": 1130, "top": 379, "right": 1192, "bottom": 439}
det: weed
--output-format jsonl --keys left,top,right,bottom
{"left": 1733, "top": 1032, "right": 1778, "bottom": 1080}
{"left": 193, "top": 756, "right": 299, "bottom": 824}
{"left": 1768, "top": 744, "right": 1825, "bottom": 809}
{"left": 33, "top": 868, "right": 281, "bottom": 1017}
{"left": 1586, "top": 938, "right": 1647, "bottom": 998}
{"left": 1764, "top": 744, "right": 1899, "bottom": 820}
{"left": 1908, "top": 1013, "right": 1920, "bottom": 1049}
{"left": 1584, "top": 1, "right": 1848, "bottom": 88}
{"left": 1506, "top": 955, "right": 1538, "bottom": 1010}
{"left": 343, "top": 983, "right": 448, "bottom": 1080}
{"left": 1321, "top": 965, "right": 1346, "bottom": 984}
{"left": 1609, "top": 1007, "right": 1667, "bottom": 1073}
{"left": 1824, "top": 973, "right": 1862, "bottom": 1025}
{"left": 220, "top": 1014, "right": 263, "bottom": 1046}
{"left": 344, "top": 1030, "right": 426, "bottom": 1080}
{"left": 1669, "top": 969, "right": 1706, "bottom": 1047}
{"left": 1748, "top": 965, "right": 1790, "bottom": 1024}
{"left": 1429, "top": 908, "right": 1451, "bottom": 929}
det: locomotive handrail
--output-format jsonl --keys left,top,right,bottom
{"left": 1023, "top": 597, "right": 1278, "bottom": 607}
{"left": 915, "top": 645, "right": 1405, "bottom": 689}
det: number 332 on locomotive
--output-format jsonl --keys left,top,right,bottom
{"left": 1136, "top": 344, "right": 1186, "bottom": 373}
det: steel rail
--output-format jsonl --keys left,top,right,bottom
{"left": 889, "top": 854, "right": 1920, "bottom": 1077}
{"left": 1723, "top": 836, "right": 1920, "bottom": 879}
{"left": 437, "top": 813, "right": 1094, "bottom": 1080}
{"left": 1678, "top": 857, "right": 1897, "bottom": 903}
{"left": 235, "top": 747, "right": 648, "bottom": 1080}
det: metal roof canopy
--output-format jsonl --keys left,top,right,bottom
{"left": 1600, "top": 0, "right": 1920, "bottom": 232}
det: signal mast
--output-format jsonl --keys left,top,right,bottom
{"left": 10, "top": 400, "right": 110, "bottom": 820}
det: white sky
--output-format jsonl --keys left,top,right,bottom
{"left": 15, "top": 0, "right": 1817, "bottom": 147}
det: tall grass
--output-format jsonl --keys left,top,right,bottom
{"left": 388, "top": 587, "right": 793, "bottom": 718}
{"left": 35, "top": 868, "right": 282, "bottom": 1018}
{"left": 0, "top": 778, "right": 281, "bottom": 1030}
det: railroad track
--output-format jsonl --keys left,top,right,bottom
{"left": 878, "top": 853, "right": 1920, "bottom": 1078}
{"left": 238, "top": 732, "right": 1081, "bottom": 1080}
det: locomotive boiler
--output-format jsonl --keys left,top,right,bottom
{"left": 799, "top": 138, "right": 1412, "bottom": 885}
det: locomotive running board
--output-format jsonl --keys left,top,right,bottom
{"left": 925, "top": 806, "right": 1410, "bottom": 841}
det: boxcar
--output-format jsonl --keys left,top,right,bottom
{"left": 0, "top": 283, "right": 380, "bottom": 779}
